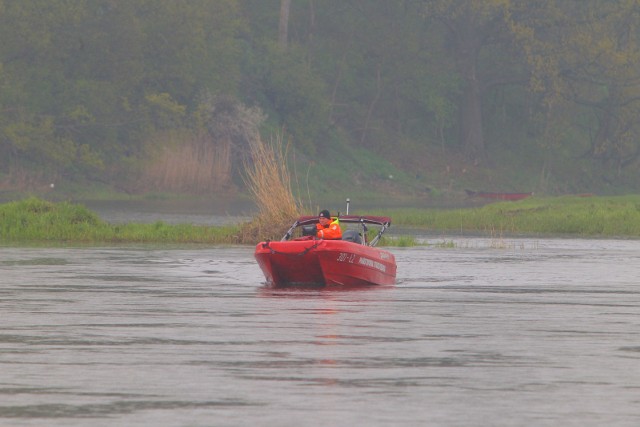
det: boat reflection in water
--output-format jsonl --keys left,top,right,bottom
{"left": 255, "top": 214, "right": 397, "bottom": 288}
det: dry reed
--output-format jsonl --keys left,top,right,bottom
{"left": 140, "top": 130, "right": 231, "bottom": 193}
{"left": 240, "top": 133, "right": 303, "bottom": 243}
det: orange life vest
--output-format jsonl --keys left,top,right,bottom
{"left": 316, "top": 218, "right": 342, "bottom": 239}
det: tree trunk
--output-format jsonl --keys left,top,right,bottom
{"left": 460, "top": 70, "right": 486, "bottom": 161}
{"left": 279, "top": 0, "right": 291, "bottom": 50}
{"left": 447, "top": 8, "right": 489, "bottom": 161}
{"left": 360, "top": 64, "right": 382, "bottom": 145}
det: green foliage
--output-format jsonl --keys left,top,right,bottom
{"left": 4, "top": 0, "right": 640, "bottom": 195}
{"left": 382, "top": 195, "right": 640, "bottom": 237}
{"left": 5, "top": 196, "right": 640, "bottom": 245}
{"left": 380, "top": 235, "right": 418, "bottom": 247}
{"left": 0, "top": 197, "right": 103, "bottom": 241}
{"left": 0, "top": 198, "right": 240, "bottom": 243}
{"left": 259, "top": 44, "right": 330, "bottom": 154}
{"left": 0, "top": 0, "right": 245, "bottom": 183}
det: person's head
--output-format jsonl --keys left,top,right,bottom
{"left": 318, "top": 209, "right": 331, "bottom": 224}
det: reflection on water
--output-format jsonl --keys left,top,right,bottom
{"left": 1, "top": 238, "right": 639, "bottom": 426}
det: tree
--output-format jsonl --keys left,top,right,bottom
{"left": 512, "top": 0, "right": 640, "bottom": 177}
{"left": 279, "top": 0, "right": 291, "bottom": 50}
{"left": 555, "top": 1, "right": 640, "bottom": 173}
{"left": 0, "top": 0, "right": 92, "bottom": 177}
{"left": 421, "top": 0, "right": 534, "bottom": 161}
{"left": 290, "top": 0, "right": 446, "bottom": 152}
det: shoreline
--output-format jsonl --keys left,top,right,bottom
{"left": 3, "top": 196, "right": 640, "bottom": 245}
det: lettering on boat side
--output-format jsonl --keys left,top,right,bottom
{"left": 336, "top": 253, "right": 386, "bottom": 273}
{"left": 337, "top": 252, "right": 357, "bottom": 263}
{"left": 358, "top": 257, "right": 387, "bottom": 272}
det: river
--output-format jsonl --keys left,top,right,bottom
{"left": 1, "top": 235, "right": 639, "bottom": 426}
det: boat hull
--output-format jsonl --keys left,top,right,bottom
{"left": 255, "top": 239, "right": 396, "bottom": 287}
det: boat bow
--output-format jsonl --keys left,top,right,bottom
{"left": 255, "top": 214, "right": 397, "bottom": 288}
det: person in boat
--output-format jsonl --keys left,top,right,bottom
{"left": 316, "top": 209, "right": 342, "bottom": 239}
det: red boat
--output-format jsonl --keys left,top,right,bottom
{"left": 255, "top": 214, "right": 397, "bottom": 288}
{"left": 465, "top": 190, "right": 533, "bottom": 201}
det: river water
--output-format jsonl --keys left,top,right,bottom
{"left": 1, "top": 235, "right": 639, "bottom": 427}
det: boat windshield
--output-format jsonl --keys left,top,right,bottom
{"left": 281, "top": 215, "right": 391, "bottom": 246}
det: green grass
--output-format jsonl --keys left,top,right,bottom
{"left": 0, "top": 197, "right": 240, "bottom": 244}
{"left": 379, "top": 195, "right": 640, "bottom": 237}
{"left": 378, "top": 234, "right": 418, "bottom": 247}
{"left": 4, "top": 195, "right": 640, "bottom": 245}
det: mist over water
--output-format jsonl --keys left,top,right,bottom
{"left": 1, "top": 236, "right": 639, "bottom": 426}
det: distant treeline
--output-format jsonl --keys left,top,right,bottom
{"left": 2, "top": 1, "right": 640, "bottom": 194}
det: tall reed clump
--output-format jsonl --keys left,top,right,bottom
{"left": 139, "top": 129, "right": 232, "bottom": 194}
{"left": 138, "top": 96, "right": 267, "bottom": 195}
{"left": 240, "top": 133, "right": 303, "bottom": 243}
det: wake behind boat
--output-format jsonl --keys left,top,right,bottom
{"left": 255, "top": 214, "right": 397, "bottom": 288}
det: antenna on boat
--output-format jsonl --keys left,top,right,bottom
{"left": 346, "top": 198, "right": 350, "bottom": 215}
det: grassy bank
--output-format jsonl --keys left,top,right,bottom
{"left": 0, "top": 198, "right": 240, "bottom": 244}
{"left": 3, "top": 195, "right": 640, "bottom": 245}
{"left": 378, "top": 195, "right": 640, "bottom": 237}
